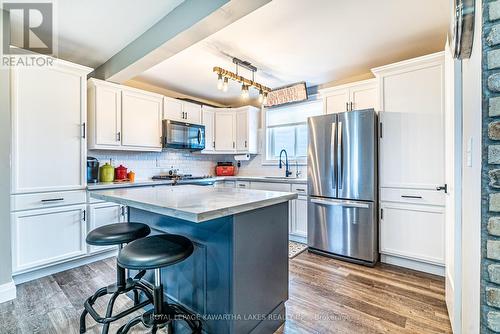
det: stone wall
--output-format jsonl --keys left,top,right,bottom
{"left": 484, "top": 1, "right": 500, "bottom": 332}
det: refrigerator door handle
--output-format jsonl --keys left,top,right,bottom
{"left": 331, "top": 122, "right": 336, "bottom": 190}
{"left": 338, "top": 121, "right": 343, "bottom": 189}
{"left": 310, "top": 198, "right": 370, "bottom": 209}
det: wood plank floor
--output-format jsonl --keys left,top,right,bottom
{"left": 0, "top": 252, "right": 451, "bottom": 334}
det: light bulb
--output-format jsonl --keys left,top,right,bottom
{"left": 222, "top": 77, "right": 228, "bottom": 92}
{"left": 217, "top": 74, "right": 223, "bottom": 90}
{"left": 258, "top": 90, "right": 264, "bottom": 103}
{"left": 241, "top": 84, "right": 249, "bottom": 99}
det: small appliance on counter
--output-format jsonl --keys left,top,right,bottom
{"left": 99, "top": 162, "right": 114, "bottom": 182}
{"left": 87, "top": 157, "right": 99, "bottom": 183}
{"left": 216, "top": 162, "right": 236, "bottom": 176}
{"left": 114, "top": 164, "right": 128, "bottom": 181}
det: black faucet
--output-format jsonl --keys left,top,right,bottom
{"left": 279, "top": 149, "right": 293, "bottom": 177}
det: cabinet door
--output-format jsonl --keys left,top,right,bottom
{"left": 380, "top": 202, "right": 444, "bottom": 265}
{"left": 121, "top": 89, "right": 162, "bottom": 150}
{"left": 94, "top": 84, "right": 122, "bottom": 146}
{"left": 163, "top": 97, "right": 184, "bottom": 122}
{"left": 291, "top": 196, "right": 308, "bottom": 237}
{"left": 215, "top": 112, "right": 235, "bottom": 151}
{"left": 88, "top": 202, "right": 126, "bottom": 254}
{"left": 183, "top": 102, "right": 202, "bottom": 125}
{"left": 379, "top": 63, "right": 444, "bottom": 189}
{"left": 325, "top": 89, "right": 349, "bottom": 114}
{"left": 11, "top": 64, "right": 87, "bottom": 193}
{"left": 235, "top": 110, "right": 249, "bottom": 151}
{"left": 350, "top": 84, "right": 376, "bottom": 111}
{"left": 201, "top": 107, "right": 215, "bottom": 152}
{"left": 12, "top": 204, "right": 87, "bottom": 273}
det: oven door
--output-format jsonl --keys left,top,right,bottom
{"left": 163, "top": 120, "right": 205, "bottom": 150}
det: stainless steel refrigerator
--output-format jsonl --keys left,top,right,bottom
{"left": 307, "top": 109, "right": 378, "bottom": 266}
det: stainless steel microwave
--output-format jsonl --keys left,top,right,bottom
{"left": 162, "top": 120, "right": 205, "bottom": 151}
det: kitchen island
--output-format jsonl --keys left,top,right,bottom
{"left": 90, "top": 185, "right": 297, "bottom": 334}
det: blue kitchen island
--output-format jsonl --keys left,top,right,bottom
{"left": 90, "top": 185, "right": 297, "bottom": 334}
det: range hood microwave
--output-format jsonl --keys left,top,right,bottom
{"left": 162, "top": 119, "right": 205, "bottom": 151}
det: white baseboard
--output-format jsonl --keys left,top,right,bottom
{"left": 381, "top": 254, "right": 445, "bottom": 276}
{"left": 13, "top": 250, "right": 117, "bottom": 285}
{"left": 0, "top": 280, "right": 16, "bottom": 304}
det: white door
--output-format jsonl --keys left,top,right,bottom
{"left": 163, "top": 97, "right": 184, "bottom": 122}
{"left": 94, "top": 84, "right": 122, "bottom": 146}
{"left": 215, "top": 111, "right": 235, "bottom": 151}
{"left": 183, "top": 102, "right": 202, "bottom": 125}
{"left": 88, "top": 202, "right": 126, "bottom": 254}
{"left": 444, "top": 43, "right": 462, "bottom": 333}
{"left": 379, "top": 62, "right": 445, "bottom": 189}
{"left": 12, "top": 204, "right": 87, "bottom": 272}
{"left": 324, "top": 89, "right": 349, "bottom": 114}
{"left": 202, "top": 107, "right": 215, "bottom": 152}
{"left": 292, "top": 196, "right": 308, "bottom": 237}
{"left": 350, "top": 84, "right": 377, "bottom": 111}
{"left": 380, "top": 202, "right": 445, "bottom": 265}
{"left": 121, "top": 89, "right": 162, "bottom": 150}
{"left": 235, "top": 110, "right": 249, "bottom": 151}
{"left": 11, "top": 64, "right": 87, "bottom": 193}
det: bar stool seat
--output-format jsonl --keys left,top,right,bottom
{"left": 117, "top": 234, "right": 201, "bottom": 334}
{"left": 86, "top": 223, "right": 151, "bottom": 246}
{"left": 117, "top": 234, "right": 194, "bottom": 270}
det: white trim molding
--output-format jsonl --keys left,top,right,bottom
{"left": 0, "top": 280, "right": 16, "bottom": 304}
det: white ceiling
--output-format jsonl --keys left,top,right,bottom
{"left": 132, "top": 0, "right": 449, "bottom": 106}
{"left": 9, "top": 0, "right": 185, "bottom": 68}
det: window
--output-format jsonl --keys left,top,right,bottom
{"left": 265, "top": 99, "right": 323, "bottom": 164}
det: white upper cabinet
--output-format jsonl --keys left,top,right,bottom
{"left": 121, "top": 87, "right": 162, "bottom": 150}
{"left": 88, "top": 79, "right": 162, "bottom": 152}
{"left": 235, "top": 106, "right": 259, "bottom": 154}
{"left": 163, "top": 97, "right": 202, "bottom": 125}
{"left": 163, "top": 97, "right": 184, "bottom": 122}
{"left": 183, "top": 101, "right": 202, "bottom": 124}
{"left": 11, "top": 60, "right": 91, "bottom": 194}
{"left": 373, "top": 53, "right": 445, "bottom": 190}
{"left": 88, "top": 80, "right": 121, "bottom": 147}
{"left": 215, "top": 110, "right": 236, "bottom": 152}
{"left": 320, "top": 79, "right": 377, "bottom": 113}
{"left": 202, "top": 106, "right": 216, "bottom": 152}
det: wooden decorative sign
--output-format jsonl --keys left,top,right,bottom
{"left": 265, "top": 82, "right": 308, "bottom": 107}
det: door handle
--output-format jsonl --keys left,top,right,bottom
{"left": 436, "top": 184, "right": 448, "bottom": 193}
{"left": 338, "top": 121, "right": 343, "bottom": 189}
{"left": 331, "top": 122, "right": 337, "bottom": 190}
{"left": 311, "top": 198, "right": 370, "bottom": 209}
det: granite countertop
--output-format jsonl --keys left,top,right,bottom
{"left": 87, "top": 176, "right": 307, "bottom": 190}
{"left": 90, "top": 185, "right": 297, "bottom": 223}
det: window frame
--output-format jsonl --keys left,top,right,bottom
{"left": 262, "top": 98, "right": 322, "bottom": 166}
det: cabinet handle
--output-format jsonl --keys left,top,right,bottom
{"left": 233, "top": 142, "right": 235, "bottom": 149}
{"left": 401, "top": 195, "right": 423, "bottom": 199}
{"left": 346, "top": 102, "right": 349, "bottom": 111}
{"left": 120, "top": 206, "right": 126, "bottom": 216}
{"left": 350, "top": 102, "right": 354, "bottom": 111}
{"left": 296, "top": 188, "right": 305, "bottom": 192}
{"left": 245, "top": 140, "right": 247, "bottom": 148}
{"left": 380, "top": 208, "right": 384, "bottom": 220}
{"left": 117, "top": 132, "right": 121, "bottom": 141}
{"left": 213, "top": 141, "right": 215, "bottom": 148}
{"left": 83, "top": 209, "right": 86, "bottom": 221}
{"left": 41, "top": 198, "right": 64, "bottom": 203}
{"left": 82, "top": 122, "right": 86, "bottom": 139}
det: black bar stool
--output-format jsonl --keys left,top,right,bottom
{"left": 80, "top": 222, "right": 153, "bottom": 334}
{"left": 116, "top": 234, "right": 202, "bottom": 334}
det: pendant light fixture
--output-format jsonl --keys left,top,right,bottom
{"left": 214, "top": 57, "right": 271, "bottom": 104}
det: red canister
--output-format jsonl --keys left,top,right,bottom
{"left": 115, "top": 164, "right": 128, "bottom": 180}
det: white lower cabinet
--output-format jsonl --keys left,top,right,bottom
{"left": 12, "top": 204, "right": 87, "bottom": 273}
{"left": 380, "top": 202, "right": 445, "bottom": 265}
{"left": 88, "top": 202, "right": 127, "bottom": 254}
{"left": 290, "top": 196, "right": 307, "bottom": 238}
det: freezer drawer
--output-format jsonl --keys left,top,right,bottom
{"left": 307, "top": 197, "right": 378, "bottom": 264}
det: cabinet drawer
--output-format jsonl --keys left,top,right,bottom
{"left": 11, "top": 190, "right": 87, "bottom": 211}
{"left": 291, "top": 184, "right": 308, "bottom": 195}
{"left": 250, "top": 182, "right": 291, "bottom": 192}
{"left": 380, "top": 202, "right": 444, "bottom": 265}
{"left": 380, "top": 188, "right": 444, "bottom": 206}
